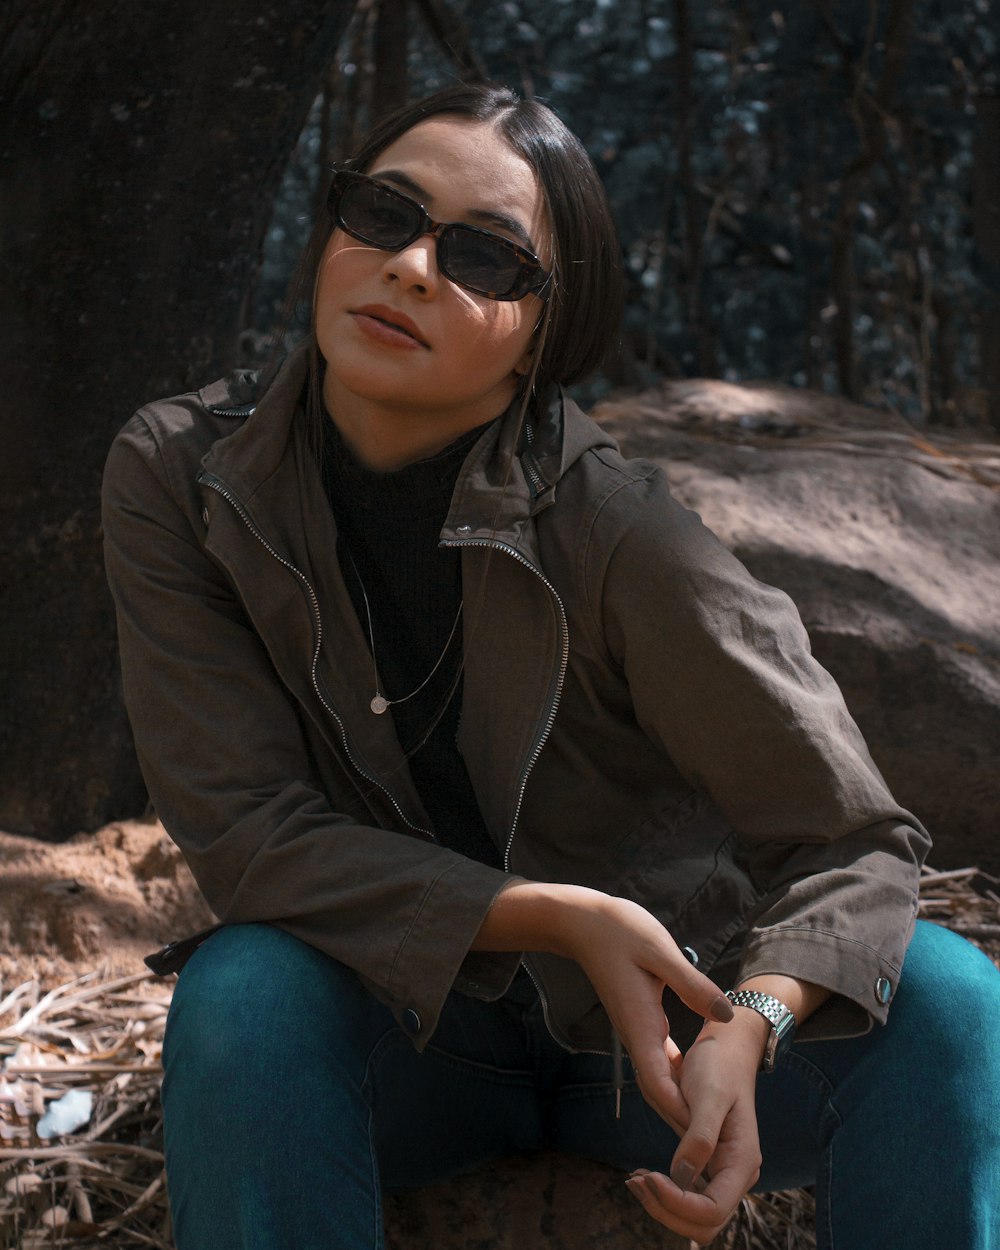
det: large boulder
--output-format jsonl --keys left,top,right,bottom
{"left": 592, "top": 381, "right": 1000, "bottom": 876}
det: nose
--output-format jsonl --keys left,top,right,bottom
{"left": 381, "top": 233, "right": 439, "bottom": 296}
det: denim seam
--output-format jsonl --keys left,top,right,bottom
{"left": 783, "top": 1049, "right": 842, "bottom": 1250}
{"left": 367, "top": 1022, "right": 538, "bottom": 1089}
{"left": 556, "top": 1076, "right": 640, "bottom": 1106}
{"left": 424, "top": 1045, "right": 537, "bottom": 1086}
{"left": 361, "top": 1027, "right": 401, "bottom": 1250}
{"left": 368, "top": 1100, "right": 384, "bottom": 1250}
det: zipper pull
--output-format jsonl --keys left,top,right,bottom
{"left": 612, "top": 1033, "right": 624, "bottom": 1120}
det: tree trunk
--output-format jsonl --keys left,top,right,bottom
{"left": 672, "top": 0, "right": 715, "bottom": 376}
{"left": 372, "top": 0, "right": 409, "bottom": 123}
{"left": 0, "top": 0, "right": 354, "bottom": 838}
{"left": 973, "top": 95, "right": 1000, "bottom": 433}
{"left": 826, "top": 0, "right": 916, "bottom": 402}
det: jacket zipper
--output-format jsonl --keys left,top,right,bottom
{"left": 440, "top": 536, "right": 569, "bottom": 870}
{"left": 521, "top": 420, "right": 549, "bottom": 498}
{"left": 446, "top": 535, "right": 624, "bottom": 1090}
{"left": 198, "top": 469, "right": 434, "bottom": 841}
{"left": 441, "top": 535, "right": 602, "bottom": 1059}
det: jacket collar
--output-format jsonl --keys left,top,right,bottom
{"left": 200, "top": 342, "right": 314, "bottom": 504}
{"left": 199, "top": 339, "right": 616, "bottom": 554}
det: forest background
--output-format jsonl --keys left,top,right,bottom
{"left": 1, "top": 0, "right": 997, "bottom": 840}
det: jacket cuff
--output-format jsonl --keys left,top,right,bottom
{"left": 737, "top": 922, "right": 914, "bottom": 1041}
{"left": 383, "top": 860, "right": 517, "bottom": 1051}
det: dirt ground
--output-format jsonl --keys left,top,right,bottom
{"left": 0, "top": 820, "right": 216, "bottom": 991}
{"left": 2, "top": 818, "right": 998, "bottom": 995}
{"left": 1, "top": 821, "right": 997, "bottom": 1250}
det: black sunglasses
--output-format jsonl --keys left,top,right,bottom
{"left": 327, "top": 170, "right": 551, "bottom": 302}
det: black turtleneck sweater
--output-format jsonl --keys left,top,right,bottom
{"left": 320, "top": 417, "right": 502, "bottom": 870}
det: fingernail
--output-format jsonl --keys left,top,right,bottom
{"left": 671, "top": 1160, "right": 696, "bottom": 1192}
{"left": 711, "top": 994, "right": 734, "bottom": 1022}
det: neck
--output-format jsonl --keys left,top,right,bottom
{"left": 321, "top": 372, "right": 518, "bottom": 472}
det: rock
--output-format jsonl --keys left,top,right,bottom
{"left": 593, "top": 379, "right": 1000, "bottom": 875}
{"left": 384, "top": 1152, "right": 691, "bottom": 1250}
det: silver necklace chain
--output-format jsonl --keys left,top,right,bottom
{"left": 346, "top": 549, "right": 463, "bottom": 716}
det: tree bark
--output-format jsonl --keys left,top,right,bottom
{"left": 973, "top": 95, "right": 1000, "bottom": 433}
{"left": 413, "top": 0, "right": 489, "bottom": 83}
{"left": 0, "top": 0, "right": 354, "bottom": 838}
{"left": 372, "top": 0, "right": 409, "bottom": 122}
{"left": 673, "top": 0, "right": 715, "bottom": 376}
{"left": 825, "top": 0, "right": 916, "bottom": 401}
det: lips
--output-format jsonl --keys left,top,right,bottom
{"left": 353, "top": 304, "right": 430, "bottom": 348}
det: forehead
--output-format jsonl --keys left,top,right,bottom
{"left": 367, "top": 116, "right": 544, "bottom": 232}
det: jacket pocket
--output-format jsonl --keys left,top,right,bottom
{"left": 604, "top": 792, "right": 763, "bottom": 974}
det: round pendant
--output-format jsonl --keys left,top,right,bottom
{"left": 370, "top": 694, "right": 389, "bottom": 715}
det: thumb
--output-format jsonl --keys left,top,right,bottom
{"left": 670, "top": 1096, "right": 728, "bottom": 1193}
{"left": 657, "top": 948, "right": 734, "bottom": 1027}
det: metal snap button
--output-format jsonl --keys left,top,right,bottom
{"left": 402, "top": 1008, "right": 422, "bottom": 1035}
{"left": 456, "top": 524, "right": 472, "bottom": 534}
{"left": 681, "top": 946, "right": 699, "bottom": 967}
{"left": 875, "top": 976, "right": 892, "bottom": 1004}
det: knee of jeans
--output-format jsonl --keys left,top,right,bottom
{"left": 163, "top": 923, "right": 373, "bottom": 1080}
{"left": 898, "top": 921, "right": 1000, "bottom": 1060}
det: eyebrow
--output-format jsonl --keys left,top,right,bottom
{"left": 373, "top": 169, "right": 537, "bottom": 252}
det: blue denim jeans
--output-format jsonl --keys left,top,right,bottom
{"left": 161, "top": 919, "right": 1000, "bottom": 1249}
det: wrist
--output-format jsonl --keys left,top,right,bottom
{"left": 735, "top": 973, "right": 831, "bottom": 1026}
{"left": 698, "top": 1005, "right": 771, "bottom": 1070}
{"left": 471, "top": 879, "right": 602, "bottom": 956}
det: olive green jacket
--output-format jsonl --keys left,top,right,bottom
{"left": 102, "top": 346, "right": 928, "bottom": 1053}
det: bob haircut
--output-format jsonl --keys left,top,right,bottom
{"left": 288, "top": 82, "right": 623, "bottom": 398}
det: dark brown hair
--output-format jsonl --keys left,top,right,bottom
{"left": 284, "top": 82, "right": 623, "bottom": 400}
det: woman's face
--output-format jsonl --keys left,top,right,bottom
{"left": 315, "top": 116, "right": 550, "bottom": 460}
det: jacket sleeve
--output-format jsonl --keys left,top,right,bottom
{"left": 591, "top": 466, "right": 929, "bottom": 1038}
{"left": 102, "top": 411, "right": 512, "bottom": 1048}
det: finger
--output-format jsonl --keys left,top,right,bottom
{"left": 664, "top": 1035, "right": 683, "bottom": 1072}
{"left": 631, "top": 1049, "right": 690, "bottom": 1135}
{"left": 630, "top": 1166, "right": 706, "bottom": 1196}
{"left": 625, "top": 1172, "right": 730, "bottom": 1245}
{"left": 671, "top": 1101, "right": 727, "bottom": 1192}
{"left": 673, "top": 1096, "right": 761, "bottom": 1206}
{"left": 659, "top": 953, "right": 733, "bottom": 1027}
{"left": 698, "top": 1153, "right": 760, "bottom": 1224}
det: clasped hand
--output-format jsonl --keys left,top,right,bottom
{"left": 476, "top": 883, "right": 767, "bottom": 1245}
{"left": 555, "top": 893, "right": 766, "bottom": 1246}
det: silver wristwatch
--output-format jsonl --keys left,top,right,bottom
{"left": 725, "top": 990, "right": 796, "bottom": 1073}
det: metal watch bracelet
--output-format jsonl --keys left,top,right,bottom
{"left": 725, "top": 989, "right": 796, "bottom": 1072}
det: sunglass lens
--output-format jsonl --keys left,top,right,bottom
{"left": 439, "top": 229, "right": 522, "bottom": 298}
{"left": 340, "top": 180, "right": 418, "bottom": 249}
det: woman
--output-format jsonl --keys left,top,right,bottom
{"left": 102, "top": 83, "right": 1000, "bottom": 1249}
